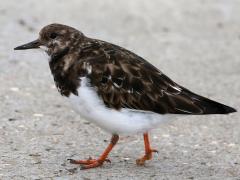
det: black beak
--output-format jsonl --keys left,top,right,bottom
{"left": 14, "top": 39, "right": 41, "bottom": 50}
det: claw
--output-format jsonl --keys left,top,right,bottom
{"left": 105, "top": 158, "right": 111, "bottom": 163}
{"left": 152, "top": 149, "right": 158, "bottom": 154}
{"left": 80, "top": 164, "right": 86, "bottom": 170}
{"left": 68, "top": 157, "right": 110, "bottom": 169}
{"left": 67, "top": 158, "right": 77, "bottom": 164}
{"left": 80, "top": 160, "right": 103, "bottom": 170}
{"left": 68, "top": 158, "right": 95, "bottom": 165}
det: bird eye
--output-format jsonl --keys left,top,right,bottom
{"left": 50, "top": 32, "right": 58, "bottom": 39}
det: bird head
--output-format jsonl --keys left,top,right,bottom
{"left": 14, "top": 23, "right": 84, "bottom": 56}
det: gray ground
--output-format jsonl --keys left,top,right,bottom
{"left": 0, "top": 0, "right": 240, "bottom": 179}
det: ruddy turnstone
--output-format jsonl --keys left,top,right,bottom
{"left": 14, "top": 24, "right": 236, "bottom": 169}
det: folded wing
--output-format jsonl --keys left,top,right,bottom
{"left": 76, "top": 39, "right": 236, "bottom": 115}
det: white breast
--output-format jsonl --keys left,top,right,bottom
{"left": 68, "top": 77, "right": 170, "bottom": 135}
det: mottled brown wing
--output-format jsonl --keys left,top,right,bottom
{"left": 77, "top": 39, "right": 235, "bottom": 115}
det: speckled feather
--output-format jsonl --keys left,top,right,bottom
{"left": 37, "top": 24, "right": 236, "bottom": 115}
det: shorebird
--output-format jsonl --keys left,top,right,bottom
{"left": 14, "top": 23, "right": 236, "bottom": 169}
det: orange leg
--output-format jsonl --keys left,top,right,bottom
{"left": 68, "top": 134, "right": 119, "bottom": 170}
{"left": 136, "top": 133, "right": 158, "bottom": 165}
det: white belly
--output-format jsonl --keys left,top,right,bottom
{"left": 68, "top": 77, "right": 170, "bottom": 135}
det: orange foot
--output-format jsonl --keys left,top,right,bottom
{"left": 136, "top": 133, "right": 158, "bottom": 166}
{"left": 68, "top": 157, "right": 111, "bottom": 169}
{"left": 68, "top": 135, "right": 119, "bottom": 170}
{"left": 136, "top": 149, "right": 158, "bottom": 166}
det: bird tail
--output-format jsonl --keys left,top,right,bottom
{"left": 182, "top": 88, "right": 237, "bottom": 114}
{"left": 197, "top": 97, "right": 236, "bottom": 114}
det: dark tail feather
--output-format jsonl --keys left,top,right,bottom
{"left": 182, "top": 88, "right": 237, "bottom": 115}
{"left": 198, "top": 98, "right": 237, "bottom": 114}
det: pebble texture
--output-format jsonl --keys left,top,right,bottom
{"left": 0, "top": 0, "right": 240, "bottom": 179}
